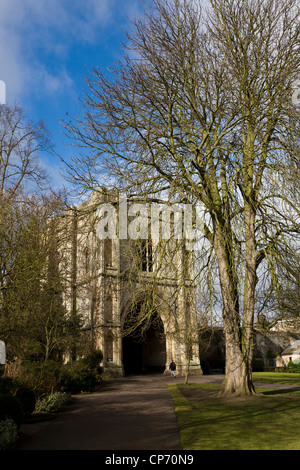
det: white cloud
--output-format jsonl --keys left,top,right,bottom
{"left": 0, "top": 0, "right": 135, "bottom": 103}
{"left": 0, "top": 0, "right": 145, "bottom": 192}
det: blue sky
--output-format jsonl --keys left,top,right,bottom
{"left": 0, "top": 0, "right": 144, "bottom": 193}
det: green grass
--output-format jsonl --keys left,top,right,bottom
{"left": 253, "top": 371, "right": 300, "bottom": 386}
{"left": 169, "top": 381, "right": 300, "bottom": 450}
{"left": 253, "top": 371, "right": 300, "bottom": 379}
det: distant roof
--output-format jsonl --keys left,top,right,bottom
{"left": 270, "top": 318, "right": 300, "bottom": 332}
{"left": 281, "top": 340, "right": 300, "bottom": 356}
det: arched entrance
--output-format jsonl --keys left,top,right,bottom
{"left": 122, "top": 303, "right": 167, "bottom": 375}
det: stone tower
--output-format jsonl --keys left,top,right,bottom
{"left": 61, "top": 189, "right": 202, "bottom": 377}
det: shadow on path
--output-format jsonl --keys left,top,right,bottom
{"left": 15, "top": 374, "right": 215, "bottom": 450}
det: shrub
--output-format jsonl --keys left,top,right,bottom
{"left": 0, "top": 418, "right": 18, "bottom": 450}
{"left": 0, "top": 395, "right": 24, "bottom": 428}
{"left": 262, "top": 366, "right": 276, "bottom": 373}
{"left": 0, "top": 378, "right": 36, "bottom": 418}
{"left": 80, "top": 350, "right": 103, "bottom": 371}
{"left": 34, "top": 392, "right": 71, "bottom": 414}
{"left": 287, "top": 361, "right": 300, "bottom": 373}
{"left": 60, "top": 362, "right": 102, "bottom": 394}
{"left": 16, "top": 386, "right": 36, "bottom": 417}
{"left": 60, "top": 351, "right": 103, "bottom": 394}
{"left": 23, "top": 360, "right": 62, "bottom": 396}
{"left": 0, "top": 377, "right": 20, "bottom": 395}
{"left": 275, "top": 366, "right": 286, "bottom": 373}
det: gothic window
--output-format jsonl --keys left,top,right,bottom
{"left": 105, "top": 331, "right": 113, "bottom": 362}
{"left": 104, "top": 238, "right": 112, "bottom": 266}
{"left": 139, "top": 239, "right": 153, "bottom": 272}
{"left": 83, "top": 247, "right": 89, "bottom": 273}
{"left": 104, "top": 294, "right": 113, "bottom": 323}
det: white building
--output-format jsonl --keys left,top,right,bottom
{"left": 280, "top": 340, "right": 300, "bottom": 366}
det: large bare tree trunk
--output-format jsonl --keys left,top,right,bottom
{"left": 214, "top": 218, "right": 256, "bottom": 396}
{"left": 221, "top": 328, "right": 255, "bottom": 396}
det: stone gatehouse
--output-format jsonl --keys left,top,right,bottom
{"left": 61, "top": 189, "right": 202, "bottom": 377}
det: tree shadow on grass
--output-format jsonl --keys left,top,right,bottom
{"left": 178, "top": 384, "right": 300, "bottom": 426}
{"left": 262, "top": 387, "right": 300, "bottom": 396}
{"left": 175, "top": 385, "right": 300, "bottom": 450}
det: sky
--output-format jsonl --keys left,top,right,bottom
{"left": 0, "top": 0, "right": 144, "bottom": 194}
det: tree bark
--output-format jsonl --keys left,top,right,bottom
{"left": 214, "top": 219, "right": 256, "bottom": 396}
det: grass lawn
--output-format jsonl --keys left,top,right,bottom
{"left": 169, "top": 376, "right": 300, "bottom": 450}
{"left": 253, "top": 371, "right": 300, "bottom": 385}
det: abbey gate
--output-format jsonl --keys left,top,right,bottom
{"left": 62, "top": 189, "right": 202, "bottom": 377}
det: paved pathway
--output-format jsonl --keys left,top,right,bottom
{"left": 15, "top": 373, "right": 294, "bottom": 451}
{"left": 15, "top": 374, "right": 224, "bottom": 451}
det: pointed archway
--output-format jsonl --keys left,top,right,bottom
{"left": 122, "top": 303, "right": 167, "bottom": 375}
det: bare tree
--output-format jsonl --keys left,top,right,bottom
{"left": 0, "top": 193, "right": 70, "bottom": 361}
{"left": 0, "top": 103, "right": 52, "bottom": 332}
{"left": 63, "top": 0, "right": 300, "bottom": 395}
{"left": 0, "top": 104, "right": 50, "bottom": 197}
{"left": 0, "top": 104, "right": 78, "bottom": 365}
